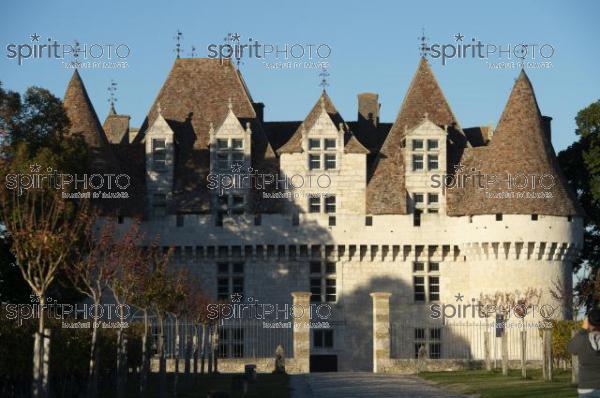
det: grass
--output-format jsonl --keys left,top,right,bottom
{"left": 99, "top": 372, "right": 289, "bottom": 398}
{"left": 420, "top": 368, "right": 577, "bottom": 398}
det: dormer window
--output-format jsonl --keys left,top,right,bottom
{"left": 428, "top": 154, "right": 439, "bottom": 170}
{"left": 324, "top": 154, "right": 337, "bottom": 170}
{"left": 309, "top": 154, "right": 321, "bottom": 170}
{"left": 412, "top": 139, "right": 424, "bottom": 150}
{"left": 215, "top": 138, "right": 245, "bottom": 170}
{"left": 307, "top": 138, "right": 338, "bottom": 171}
{"left": 412, "top": 154, "right": 424, "bottom": 171}
{"left": 152, "top": 139, "right": 167, "bottom": 170}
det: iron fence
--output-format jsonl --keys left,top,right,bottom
{"left": 390, "top": 321, "right": 544, "bottom": 360}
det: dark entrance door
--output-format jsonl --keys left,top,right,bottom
{"left": 310, "top": 355, "right": 338, "bottom": 372}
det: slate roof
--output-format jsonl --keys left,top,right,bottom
{"left": 277, "top": 91, "right": 368, "bottom": 155}
{"left": 366, "top": 57, "right": 467, "bottom": 214}
{"left": 103, "top": 110, "right": 130, "bottom": 144}
{"left": 447, "top": 70, "right": 581, "bottom": 216}
{"left": 136, "top": 58, "right": 275, "bottom": 213}
{"left": 64, "top": 58, "right": 579, "bottom": 218}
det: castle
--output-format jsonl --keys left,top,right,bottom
{"left": 62, "top": 57, "right": 583, "bottom": 372}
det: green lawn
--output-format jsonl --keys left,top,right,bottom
{"left": 420, "top": 369, "right": 577, "bottom": 398}
{"left": 99, "top": 372, "right": 289, "bottom": 398}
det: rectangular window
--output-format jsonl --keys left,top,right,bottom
{"left": 309, "top": 154, "right": 321, "bottom": 170}
{"left": 531, "top": 214, "right": 538, "bottom": 221}
{"left": 231, "top": 139, "right": 243, "bottom": 150}
{"left": 413, "top": 276, "right": 426, "bottom": 302}
{"left": 310, "top": 261, "right": 337, "bottom": 303}
{"left": 152, "top": 193, "right": 167, "bottom": 217}
{"left": 313, "top": 329, "right": 334, "bottom": 348}
{"left": 216, "top": 262, "right": 244, "bottom": 301}
{"left": 412, "top": 154, "right": 424, "bottom": 171}
{"left": 310, "top": 278, "right": 322, "bottom": 303}
{"left": 309, "top": 196, "right": 321, "bottom": 213}
{"left": 413, "top": 193, "right": 424, "bottom": 206}
{"left": 413, "top": 209, "right": 421, "bottom": 227}
{"left": 324, "top": 139, "right": 336, "bottom": 150}
{"left": 428, "top": 276, "right": 440, "bottom": 301}
{"left": 217, "top": 139, "right": 229, "bottom": 149}
{"left": 325, "top": 278, "right": 336, "bottom": 302}
{"left": 428, "top": 193, "right": 439, "bottom": 205}
{"left": 428, "top": 262, "right": 440, "bottom": 272}
{"left": 328, "top": 216, "right": 336, "bottom": 226}
{"left": 412, "top": 139, "right": 423, "bottom": 150}
{"left": 217, "top": 153, "right": 228, "bottom": 169}
{"left": 365, "top": 216, "right": 373, "bottom": 226}
{"left": 324, "top": 195, "right": 336, "bottom": 214}
{"left": 413, "top": 262, "right": 425, "bottom": 272}
{"left": 428, "top": 154, "right": 439, "bottom": 170}
{"left": 308, "top": 139, "right": 321, "bottom": 150}
{"left": 496, "top": 213, "right": 503, "bottom": 221}
{"left": 427, "top": 139, "right": 438, "bottom": 150}
{"left": 231, "top": 152, "right": 244, "bottom": 163}
{"left": 310, "top": 261, "right": 321, "bottom": 274}
{"left": 324, "top": 154, "right": 337, "bottom": 170}
{"left": 152, "top": 139, "right": 167, "bottom": 169}
{"left": 231, "top": 194, "right": 244, "bottom": 215}
{"left": 325, "top": 262, "right": 336, "bottom": 274}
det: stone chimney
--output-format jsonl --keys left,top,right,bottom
{"left": 357, "top": 93, "right": 380, "bottom": 128}
{"left": 253, "top": 102, "right": 265, "bottom": 123}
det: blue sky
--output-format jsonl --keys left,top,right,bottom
{"left": 1, "top": 0, "right": 598, "bottom": 151}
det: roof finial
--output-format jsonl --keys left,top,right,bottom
{"left": 418, "top": 28, "right": 430, "bottom": 58}
{"left": 319, "top": 66, "right": 330, "bottom": 91}
{"left": 107, "top": 79, "right": 118, "bottom": 115}
{"left": 228, "top": 97, "right": 233, "bottom": 111}
{"left": 173, "top": 30, "right": 183, "bottom": 59}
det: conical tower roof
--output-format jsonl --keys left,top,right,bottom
{"left": 63, "top": 70, "right": 108, "bottom": 147}
{"left": 447, "top": 70, "right": 581, "bottom": 216}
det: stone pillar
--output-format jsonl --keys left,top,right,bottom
{"left": 291, "top": 292, "right": 311, "bottom": 374}
{"left": 370, "top": 292, "right": 392, "bottom": 373}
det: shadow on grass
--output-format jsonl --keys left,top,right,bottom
{"left": 98, "top": 372, "right": 289, "bottom": 398}
{"left": 420, "top": 369, "right": 577, "bottom": 398}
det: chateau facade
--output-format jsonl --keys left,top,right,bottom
{"left": 62, "top": 57, "right": 583, "bottom": 371}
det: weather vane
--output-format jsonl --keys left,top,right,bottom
{"left": 71, "top": 39, "right": 82, "bottom": 67}
{"left": 224, "top": 32, "right": 243, "bottom": 67}
{"left": 319, "top": 66, "right": 330, "bottom": 90}
{"left": 173, "top": 30, "right": 183, "bottom": 59}
{"left": 419, "top": 28, "right": 429, "bottom": 58}
{"left": 189, "top": 45, "right": 197, "bottom": 58}
{"left": 107, "top": 79, "right": 118, "bottom": 113}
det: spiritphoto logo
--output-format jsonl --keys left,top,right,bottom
{"left": 206, "top": 163, "right": 333, "bottom": 196}
{"left": 2, "top": 295, "right": 131, "bottom": 328}
{"left": 206, "top": 294, "right": 333, "bottom": 324}
{"left": 5, "top": 33, "right": 130, "bottom": 68}
{"left": 430, "top": 163, "right": 556, "bottom": 199}
{"left": 429, "top": 292, "right": 557, "bottom": 322}
{"left": 425, "top": 33, "right": 554, "bottom": 69}
{"left": 207, "top": 32, "right": 331, "bottom": 69}
{"left": 5, "top": 163, "right": 131, "bottom": 198}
